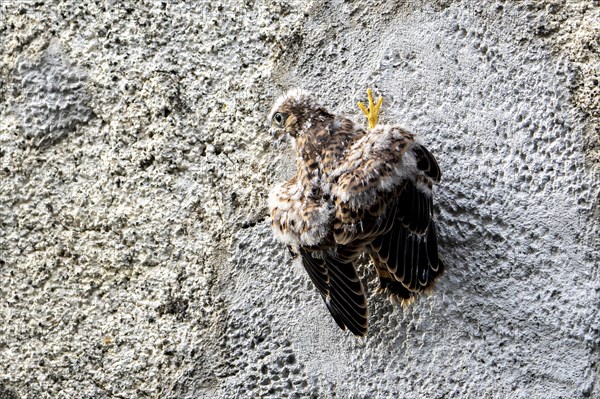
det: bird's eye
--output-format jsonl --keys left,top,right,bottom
{"left": 272, "top": 112, "right": 287, "bottom": 127}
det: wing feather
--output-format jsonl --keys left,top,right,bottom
{"left": 298, "top": 247, "right": 368, "bottom": 336}
{"left": 365, "top": 176, "right": 444, "bottom": 302}
{"left": 412, "top": 144, "right": 442, "bottom": 181}
{"left": 426, "top": 220, "right": 442, "bottom": 273}
{"left": 300, "top": 252, "right": 330, "bottom": 294}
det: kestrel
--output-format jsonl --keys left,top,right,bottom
{"left": 268, "top": 88, "right": 444, "bottom": 337}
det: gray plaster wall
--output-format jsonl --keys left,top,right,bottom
{"left": 0, "top": 1, "right": 598, "bottom": 398}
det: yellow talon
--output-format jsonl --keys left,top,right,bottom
{"left": 357, "top": 88, "right": 383, "bottom": 129}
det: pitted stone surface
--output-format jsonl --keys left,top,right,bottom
{"left": 0, "top": 1, "right": 598, "bottom": 398}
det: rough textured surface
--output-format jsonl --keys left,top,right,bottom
{"left": 0, "top": 1, "right": 598, "bottom": 398}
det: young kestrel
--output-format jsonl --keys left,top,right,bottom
{"left": 268, "top": 88, "right": 444, "bottom": 337}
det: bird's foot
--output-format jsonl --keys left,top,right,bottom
{"left": 357, "top": 88, "right": 383, "bottom": 129}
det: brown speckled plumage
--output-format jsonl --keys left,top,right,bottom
{"left": 268, "top": 89, "right": 444, "bottom": 337}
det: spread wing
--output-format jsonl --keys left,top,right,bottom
{"left": 298, "top": 245, "right": 368, "bottom": 336}
{"left": 368, "top": 180, "right": 444, "bottom": 305}
{"left": 330, "top": 125, "right": 444, "bottom": 305}
{"left": 270, "top": 176, "right": 368, "bottom": 336}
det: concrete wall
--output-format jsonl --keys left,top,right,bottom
{"left": 0, "top": 1, "right": 598, "bottom": 398}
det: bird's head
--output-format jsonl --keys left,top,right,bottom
{"left": 268, "top": 89, "right": 329, "bottom": 139}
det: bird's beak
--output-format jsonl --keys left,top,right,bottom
{"left": 270, "top": 127, "right": 284, "bottom": 139}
